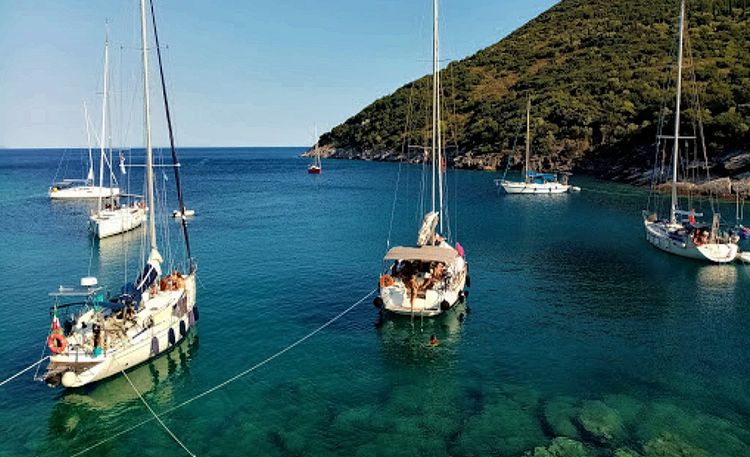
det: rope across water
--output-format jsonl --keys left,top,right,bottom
{"left": 70, "top": 288, "right": 377, "bottom": 457}
{"left": 0, "top": 356, "right": 49, "bottom": 387}
{"left": 122, "top": 369, "right": 196, "bottom": 457}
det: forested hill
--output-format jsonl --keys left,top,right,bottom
{"left": 312, "top": 0, "right": 750, "bottom": 183}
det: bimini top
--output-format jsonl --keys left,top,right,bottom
{"left": 526, "top": 171, "right": 558, "bottom": 181}
{"left": 384, "top": 245, "right": 458, "bottom": 264}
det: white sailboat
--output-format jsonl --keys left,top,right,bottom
{"left": 373, "top": 0, "right": 468, "bottom": 318}
{"left": 496, "top": 97, "right": 572, "bottom": 194}
{"left": 88, "top": 31, "right": 145, "bottom": 239}
{"left": 43, "top": 0, "right": 198, "bottom": 388}
{"left": 49, "top": 43, "right": 120, "bottom": 201}
{"left": 642, "top": 0, "right": 738, "bottom": 264}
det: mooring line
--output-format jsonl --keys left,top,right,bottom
{"left": 71, "top": 288, "right": 377, "bottom": 457}
{"left": 0, "top": 356, "right": 49, "bottom": 387}
{"left": 122, "top": 369, "right": 195, "bottom": 457}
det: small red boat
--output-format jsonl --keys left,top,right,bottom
{"left": 308, "top": 164, "right": 321, "bottom": 174}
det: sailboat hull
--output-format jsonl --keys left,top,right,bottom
{"left": 498, "top": 180, "right": 570, "bottom": 194}
{"left": 89, "top": 206, "right": 146, "bottom": 239}
{"left": 44, "top": 274, "right": 197, "bottom": 388}
{"left": 644, "top": 219, "right": 738, "bottom": 263}
{"left": 49, "top": 186, "right": 121, "bottom": 200}
{"left": 380, "top": 251, "right": 468, "bottom": 318}
{"left": 381, "top": 274, "right": 466, "bottom": 317}
{"left": 308, "top": 166, "right": 321, "bottom": 174}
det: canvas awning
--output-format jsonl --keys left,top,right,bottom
{"left": 384, "top": 245, "right": 458, "bottom": 264}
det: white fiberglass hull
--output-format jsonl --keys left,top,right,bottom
{"left": 45, "top": 274, "right": 197, "bottom": 388}
{"left": 89, "top": 206, "right": 146, "bottom": 239}
{"left": 499, "top": 180, "right": 570, "bottom": 194}
{"left": 49, "top": 186, "right": 121, "bottom": 200}
{"left": 381, "top": 267, "right": 467, "bottom": 317}
{"left": 644, "top": 220, "right": 738, "bottom": 264}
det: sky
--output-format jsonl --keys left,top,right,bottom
{"left": 0, "top": 0, "right": 558, "bottom": 148}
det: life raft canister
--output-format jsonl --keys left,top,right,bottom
{"left": 47, "top": 333, "right": 68, "bottom": 354}
{"left": 379, "top": 274, "right": 395, "bottom": 288}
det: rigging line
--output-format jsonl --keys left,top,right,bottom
{"left": 71, "top": 288, "right": 377, "bottom": 457}
{"left": 387, "top": 82, "right": 418, "bottom": 249}
{"left": 0, "top": 356, "right": 49, "bottom": 387}
{"left": 122, "top": 369, "right": 196, "bottom": 457}
{"left": 149, "top": 0, "right": 193, "bottom": 269}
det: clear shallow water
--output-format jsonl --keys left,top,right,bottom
{"left": 0, "top": 148, "right": 749, "bottom": 456}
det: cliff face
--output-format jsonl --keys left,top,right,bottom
{"left": 310, "top": 0, "right": 750, "bottom": 185}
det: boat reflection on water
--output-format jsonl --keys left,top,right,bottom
{"left": 46, "top": 333, "right": 198, "bottom": 447}
{"left": 695, "top": 265, "right": 738, "bottom": 298}
{"left": 376, "top": 301, "right": 469, "bottom": 364}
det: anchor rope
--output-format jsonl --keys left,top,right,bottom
{"left": 70, "top": 288, "right": 376, "bottom": 457}
{"left": 0, "top": 356, "right": 49, "bottom": 387}
{"left": 122, "top": 369, "right": 195, "bottom": 457}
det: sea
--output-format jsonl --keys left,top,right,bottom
{"left": 0, "top": 147, "right": 749, "bottom": 456}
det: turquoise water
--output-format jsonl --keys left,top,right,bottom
{"left": 1, "top": 147, "right": 749, "bottom": 457}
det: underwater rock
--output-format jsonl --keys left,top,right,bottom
{"left": 601, "top": 394, "right": 645, "bottom": 429}
{"left": 523, "top": 437, "right": 593, "bottom": 457}
{"left": 577, "top": 400, "right": 625, "bottom": 444}
{"left": 636, "top": 402, "right": 750, "bottom": 457}
{"left": 543, "top": 396, "right": 581, "bottom": 439}
{"left": 63, "top": 415, "right": 80, "bottom": 433}
{"left": 642, "top": 432, "right": 710, "bottom": 457}
{"left": 613, "top": 449, "right": 642, "bottom": 457}
{"left": 455, "top": 390, "right": 545, "bottom": 457}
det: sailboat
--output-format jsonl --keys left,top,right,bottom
{"left": 307, "top": 127, "right": 322, "bottom": 174}
{"left": 49, "top": 42, "right": 120, "bottom": 201}
{"left": 373, "top": 0, "right": 468, "bottom": 318}
{"left": 496, "top": 97, "right": 572, "bottom": 194}
{"left": 49, "top": 118, "right": 120, "bottom": 200}
{"left": 642, "top": 0, "right": 738, "bottom": 264}
{"left": 88, "top": 31, "right": 145, "bottom": 239}
{"left": 43, "top": 0, "right": 198, "bottom": 388}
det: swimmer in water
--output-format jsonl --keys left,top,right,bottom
{"left": 429, "top": 334, "right": 439, "bottom": 346}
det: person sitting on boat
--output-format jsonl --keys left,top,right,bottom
{"left": 125, "top": 304, "right": 136, "bottom": 321}
{"left": 688, "top": 208, "right": 697, "bottom": 225}
{"left": 433, "top": 263, "right": 445, "bottom": 281}
{"left": 171, "top": 271, "right": 184, "bottom": 290}
{"left": 692, "top": 230, "right": 702, "bottom": 246}
{"left": 422, "top": 263, "right": 444, "bottom": 291}
{"left": 92, "top": 323, "right": 102, "bottom": 348}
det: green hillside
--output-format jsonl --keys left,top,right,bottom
{"left": 318, "top": 0, "right": 750, "bottom": 182}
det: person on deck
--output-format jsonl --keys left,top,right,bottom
{"left": 408, "top": 274, "right": 419, "bottom": 307}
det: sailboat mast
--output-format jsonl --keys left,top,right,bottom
{"left": 98, "top": 31, "right": 110, "bottom": 213}
{"left": 435, "top": 0, "right": 444, "bottom": 233}
{"left": 315, "top": 125, "right": 321, "bottom": 167}
{"left": 525, "top": 96, "right": 531, "bottom": 183}
{"left": 671, "top": 0, "right": 686, "bottom": 224}
{"left": 148, "top": 0, "right": 191, "bottom": 267}
{"left": 83, "top": 102, "right": 94, "bottom": 185}
{"left": 140, "top": 0, "right": 158, "bottom": 253}
{"left": 431, "top": 0, "right": 438, "bottom": 221}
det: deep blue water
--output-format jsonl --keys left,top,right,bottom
{"left": 0, "top": 147, "right": 749, "bottom": 456}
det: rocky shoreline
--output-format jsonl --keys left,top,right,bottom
{"left": 302, "top": 146, "right": 750, "bottom": 198}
